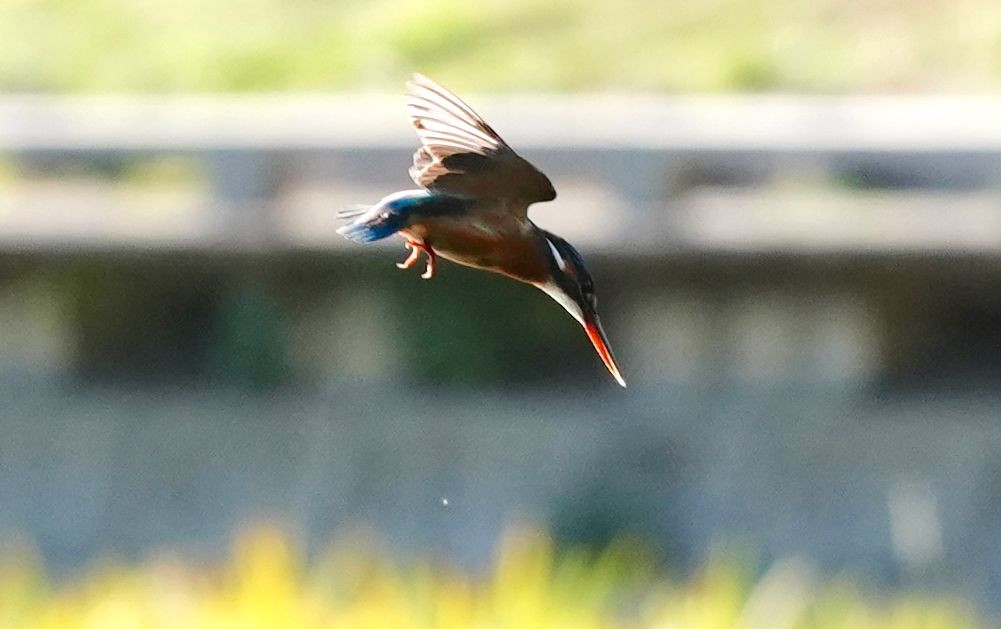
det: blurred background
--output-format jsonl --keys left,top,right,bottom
{"left": 1, "top": 0, "right": 1001, "bottom": 625}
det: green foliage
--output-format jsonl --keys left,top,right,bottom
{"left": 388, "top": 265, "right": 586, "bottom": 387}
{"left": 208, "top": 282, "right": 289, "bottom": 388}
{"left": 1, "top": 0, "right": 999, "bottom": 92}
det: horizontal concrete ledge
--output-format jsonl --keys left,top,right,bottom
{"left": 0, "top": 190, "right": 998, "bottom": 258}
{"left": 2, "top": 94, "right": 1001, "bottom": 152}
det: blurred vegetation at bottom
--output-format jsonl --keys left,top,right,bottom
{"left": 0, "top": 526, "right": 984, "bottom": 629}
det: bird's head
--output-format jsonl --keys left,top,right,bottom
{"left": 535, "top": 231, "right": 626, "bottom": 388}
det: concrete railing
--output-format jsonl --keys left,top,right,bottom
{"left": 1, "top": 95, "right": 1001, "bottom": 253}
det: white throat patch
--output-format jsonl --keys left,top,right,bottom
{"left": 536, "top": 281, "right": 584, "bottom": 326}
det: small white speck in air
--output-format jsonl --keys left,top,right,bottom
{"left": 441, "top": 498, "right": 449, "bottom": 507}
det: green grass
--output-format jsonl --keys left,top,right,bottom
{"left": 1, "top": 0, "right": 1000, "bottom": 93}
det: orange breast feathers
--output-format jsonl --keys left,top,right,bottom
{"left": 401, "top": 214, "right": 551, "bottom": 284}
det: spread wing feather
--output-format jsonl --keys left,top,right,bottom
{"left": 405, "top": 73, "right": 556, "bottom": 208}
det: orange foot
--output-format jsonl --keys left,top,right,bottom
{"left": 396, "top": 240, "right": 437, "bottom": 279}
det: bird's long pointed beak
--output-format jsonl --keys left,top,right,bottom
{"left": 584, "top": 317, "right": 627, "bottom": 388}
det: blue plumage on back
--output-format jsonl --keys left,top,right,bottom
{"left": 337, "top": 189, "right": 471, "bottom": 243}
{"left": 337, "top": 211, "right": 405, "bottom": 243}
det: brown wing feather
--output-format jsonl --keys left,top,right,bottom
{"left": 405, "top": 73, "right": 556, "bottom": 208}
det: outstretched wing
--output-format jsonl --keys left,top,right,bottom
{"left": 406, "top": 73, "right": 556, "bottom": 208}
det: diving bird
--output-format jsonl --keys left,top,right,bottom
{"left": 337, "top": 74, "right": 626, "bottom": 387}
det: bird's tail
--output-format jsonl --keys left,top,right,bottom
{"left": 336, "top": 205, "right": 406, "bottom": 243}
{"left": 336, "top": 205, "right": 370, "bottom": 220}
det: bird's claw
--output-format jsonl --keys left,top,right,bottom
{"left": 397, "top": 241, "right": 436, "bottom": 280}
{"left": 421, "top": 256, "right": 435, "bottom": 280}
{"left": 396, "top": 241, "right": 420, "bottom": 269}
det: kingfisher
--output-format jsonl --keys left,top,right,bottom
{"left": 337, "top": 73, "right": 626, "bottom": 387}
